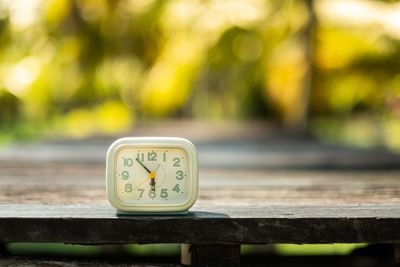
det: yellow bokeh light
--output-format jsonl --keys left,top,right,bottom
{"left": 95, "top": 101, "right": 133, "bottom": 135}
{"left": 64, "top": 102, "right": 133, "bottom": 138}
{"left": 3, "top": 57, "right": 41, "bottom": 97}
{"left": 140, "top": 37, "right": 204, "bottom": 116}
{"left": 264, "top": 40, "right": 307, "bottom": 124}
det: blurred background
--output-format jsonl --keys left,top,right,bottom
{"left": 0, "top": 0, "right": 399, "bottom": 150}
{"left": 1, "top": 0, "right": 400, "bottom": 264}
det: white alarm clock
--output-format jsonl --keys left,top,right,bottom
{"left": 106, "top": 137, "right": 198, "bottom": 214}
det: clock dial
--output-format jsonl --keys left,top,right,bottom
{"left": 115, "top": 147, "right": 190, "bottom": 205}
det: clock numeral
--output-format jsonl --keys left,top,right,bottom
{"left": 173, "top": 157, "right": 180, "bottom": 167}
{"left": 121, "top": 171, "right": 129, "bottom": 180}
{"left": 163, "top": 152, "right": 166, "bottom": 162}
{"left": 125, "top": 183, "right": 133, "bottom": 193}
{"left": 123, "top": 157, "right": 133, "bottom": 167}
{"left": 160, "top": 189, "right": 168, "bottom": 198}
{"left": 176, "top": 170, "right": 184, "bottom": 180}
{"left": 137, "top": 189, "right": 168, "bottom": 198}
{"left": 148, "top": 190, "right": 156, "bottom": 199}
{"left": 137, "top": 188, "right": 144, "bottom": 198}
{"left": 172, "top": 184, "right": 180, "bottom": 193}
{"left": 137, "top": 153, "right": 144, "bottom": 162}
{"left": 148, "top": 151, "right": 157, "bottom": 161}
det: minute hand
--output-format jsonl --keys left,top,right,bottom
{"left": 135, "top": 158, "right": 151, "bottom": 173}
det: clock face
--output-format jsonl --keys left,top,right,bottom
{"left": 115, "top": 147, "right": 190, "bottom": 205}
{"left": 106, "top": 137, "right": 198, "bottom": 213}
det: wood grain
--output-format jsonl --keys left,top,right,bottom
{"left": 1, "top": 168, "right": 400, "bottom": 205}
{"left": 1, "top": 204, "right": 400, "bottom": 244}
{"left": 1, "top": 122, "right": 400, "bottom": 250}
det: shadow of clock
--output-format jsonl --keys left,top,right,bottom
{"left": 116, "top": 211, "right": 229, "bottom": 218}
{"left": 186, "top": 211, "right": 230, "bottom": 218}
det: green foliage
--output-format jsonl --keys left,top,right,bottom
{"left": 0, "top": 0, "right": 399, "bottom": 151}
{"left": 0, "top": 90, "right": 20, "bottom": 125}
{"left": 8, "top": 243, "right": 366, "bottom": 257}
{"left": 274, "top": 243, "right": 367, "bottom": 256}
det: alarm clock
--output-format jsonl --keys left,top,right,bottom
{"left": 106, "top": 137, "right": 199, "bottom": 214}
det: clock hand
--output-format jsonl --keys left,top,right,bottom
{"left": 136, "top": 164, "right": 160, "bottom": 188}
{"left": 136, "top": 158, "right": 158, "bottom": 191}
{"left": 149, "top": 164, "right": 160, "bottom": 191}
{"left": 150, "top": 177, "right": 156, "bottom": 191}
{"left": 135, "top": 158, "right": 151, "bottom": 173}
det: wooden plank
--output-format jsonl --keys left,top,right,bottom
{"left": 1, "top": 204, "right": 400, "bottom": 244}
{"left": 189, "top": 244, "right": 240, "bottom": 267}
{"left": 1, "top": 168, "right": 400, "bottom": 205}
{"left": 1, "top": 123, "right": 399, "bottom": 207}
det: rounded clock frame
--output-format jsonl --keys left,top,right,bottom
{"left": 106, "top": 137, "right": 199, "bottom": 213}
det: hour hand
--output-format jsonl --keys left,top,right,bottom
{"left": 149, "top": 176, "right": 156, "bottom": 191}
{"left": 149, "top": 164, "right": 160, "bottom": 191}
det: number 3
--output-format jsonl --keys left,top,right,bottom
{"left": 176, "top": 170, "right": 184, "bottom": 180}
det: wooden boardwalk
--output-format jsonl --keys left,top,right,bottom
{"left": 1, "top": 121, "right": 400, "bottom": 266}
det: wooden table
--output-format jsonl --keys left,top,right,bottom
{"left": 1, "top": 121, "right": 400, "bottom": 266}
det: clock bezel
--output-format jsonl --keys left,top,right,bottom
{"left": 106, "top": 137, "right": 198, "bottom": 213}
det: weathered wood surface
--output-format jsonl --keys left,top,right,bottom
{"left": 1, "top": 204, "right": 400, "bottom": 244}
{"left": 1, "top": 123, "right": 400, "bottom": 206}
{"left": 1, "top": 168, "right": 400, "bottom": 205}
{"left": 0, "top": 121, "right": 400, "bottom": 247}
